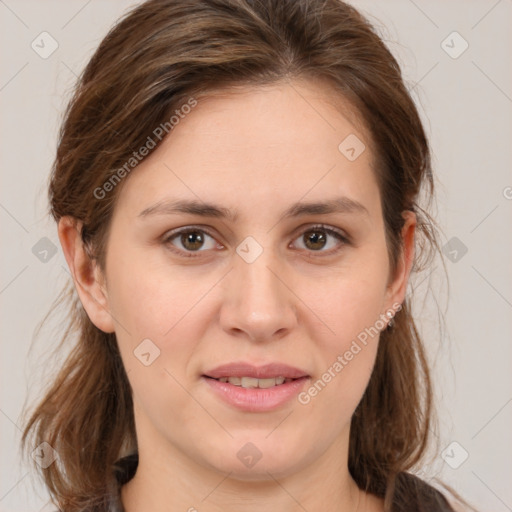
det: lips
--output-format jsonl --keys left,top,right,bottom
{"left": 202, "top": 363, "right": 311, "bottom": 412}
{"left": 214, "top": 376, "right": 293, "bottom": 389}
{"left": 201, "top": 363, "right": 310, "bottom": 413}
{"left": 203, "top": 362, "right": 310, "bottom": 380}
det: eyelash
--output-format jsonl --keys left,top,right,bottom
{"left": 162, "top": 224, "right": 350, "bottom": 258}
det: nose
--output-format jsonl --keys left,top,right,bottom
{"left": 219, "top": 248, "right": 298, "bottom": 343}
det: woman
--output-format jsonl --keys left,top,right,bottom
{"left": 21, "top": 0, "right": 474, "bottom": 510}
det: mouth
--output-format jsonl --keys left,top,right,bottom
{"left": 201, "top": 362, "right": 310, "bottom": 412}
{"left": 202, "top": 375, "right": 302, "bottom": 388}
{"left": 203, "top": 361, "right": 310, "bottom": 381}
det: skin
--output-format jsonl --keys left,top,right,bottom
{"left": 59, "top": 79, "right": 415, "bottom": 512}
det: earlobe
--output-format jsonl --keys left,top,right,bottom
{"left": 384, "top": 210, "right": 416, "bottom": 311}
{"left": 57, "top": 216, "right": 115, "bottom": 333}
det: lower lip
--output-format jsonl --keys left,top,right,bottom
{"left": 202, "top": 376, "right": 309, "bottom": 412}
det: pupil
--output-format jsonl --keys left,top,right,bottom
{"left": 306, "top": 230, "right": 326, "bottom": 250}
{"left": 182, "top": 232, "right": 203, "bottom": 250}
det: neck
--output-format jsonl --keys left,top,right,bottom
{"left": 121, "top": 432, "right": 365, "bottom": 511}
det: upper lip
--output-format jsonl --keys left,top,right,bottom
{"left": 203, "top": 362, "right": 310, "bottom": 380}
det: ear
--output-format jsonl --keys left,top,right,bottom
{"left": 383, "top": 210, "right": 416, "bottom": 311}
{"left": 58, "top": 216, "right": 115, "bottom": 333}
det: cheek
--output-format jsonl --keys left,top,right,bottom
{"left": 315, "top": 280, "right": 383, "bottom": 371}
{"left": 106, "top": 243, "right": 213, "bottom": 340}
{"left": 309, "top": 255, "right": 389, "bottom": 348}
{"left": 104, "top": 246, "right": 222, "bottom": 394}
{"left": 298, "top": 288, "right": 382, "bottom": 429}
{"left": 107, "top": 259, "right": 206, "bottom": 418}
{"left": 298, "top": 255, "right": 389, "bottom": 411}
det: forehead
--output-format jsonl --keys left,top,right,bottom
{"left": 171, "top": 78, "right": 371, "bottom": 159}
{"left": 113, "top": 79, "right": 379, "bottom": 220}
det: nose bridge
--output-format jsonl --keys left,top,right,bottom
{"left": 220, "top": 241, "right": 297, "bottom": 340}
{"left": 241, "top": 250, "right": 284, "bottom": 311}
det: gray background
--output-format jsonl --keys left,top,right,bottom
{"left": 1, "top": 1, "right": 511, "bottom": 510}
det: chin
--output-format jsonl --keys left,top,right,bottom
{"left": 202, "top": 442, "right": 307, "bottom": 482}
{"left": 217, "top": 461, "right": 301, "bottom": 482}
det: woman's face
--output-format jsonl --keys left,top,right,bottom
{"left": 86, "top": 80, "right": 414, "bottom": 479}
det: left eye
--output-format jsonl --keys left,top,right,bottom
{"left": 292, "top": 225, "right": 348, "bottom": 254}
{"left": 163, "top": 225, "right": 348, "bottom": 257}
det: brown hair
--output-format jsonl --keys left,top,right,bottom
{"left": 21, "top": 0, "right": 468, "bottom": 510}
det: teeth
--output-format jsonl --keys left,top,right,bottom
{"left": 257, "top": 378, "right": 278, "bottom": 389}
{"left": 241, "top": 377, "right": 259, "bottom": 388}
{"left": 216, "top": 376, "right": 290, "bottom": 388}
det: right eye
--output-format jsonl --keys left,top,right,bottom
{"left": 162, "top": 226, "right": 222, "bottom": 257}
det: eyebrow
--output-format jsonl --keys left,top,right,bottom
{"left": 137, "top": 196, "right": 369, "bottom": 222}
